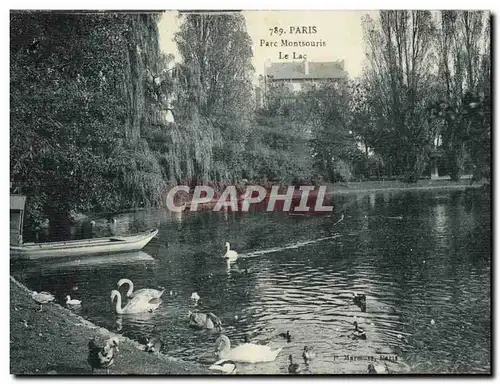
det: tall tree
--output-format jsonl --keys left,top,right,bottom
{"left": 174, "top": 12, "right": 255, "bottom": 182}
{"left": 10, "top": 11, "right": 166, "bottom": 239}
{"left": 361, "top": 11, "right": 437, "bottom": 181}
{"left": 431, "top": 11, "right": 490, "bottom": 180}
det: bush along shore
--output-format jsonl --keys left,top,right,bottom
{"left": 10, "top": 277, "right": 212, "bottom": 375}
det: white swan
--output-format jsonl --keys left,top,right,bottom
{"left": 110, "top": 290, "right": 161, "bottom": 314}
{"left": 209, "top": 359, "right": 237, "bottom": 374}
{"left": 65, "top": 295, "right": 82, "bottom": 306}
{"left": 223, "top": 242, "right": 238, "bottom": 261}
{"left": 215, "top": 334, "right": 282, "bottom": 363}
{"left": 117, "top": 278, "right": 164, "bottom": 300}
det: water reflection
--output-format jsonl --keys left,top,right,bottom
{"left": 11, "top": 189, "right": 490, "bottom": 374}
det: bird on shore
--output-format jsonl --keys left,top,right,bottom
{"left": 88, "top": 336, "right": 120, "bottom": 374}
{"left": 65, "top": 295, "right": 82, "bottom": 306}
{"left": 353, "top": 321, "right": 367, "bottom": 340}
{"left": 288, "top": 355, "right": 301, "bottom": 374}
{"left": 31, "top": 291, "right": 55, "bottom": 311}
{"left": 223, "top": 242, "right": 238, "bottom": 261}
{"left": 117, "top": 278, "right": 164, "bottom": 301}
{"left": 302, "top": 346, "right": 315, "bottom": 362}
{"left": 279, "top": 330, "right": 292, "bottom": 342}
{"left": 209, "top": 359, "right": 237, "bottom": 374}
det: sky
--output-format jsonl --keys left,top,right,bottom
{"left": 157, "top": 10, "right": 379, "bottom": 80}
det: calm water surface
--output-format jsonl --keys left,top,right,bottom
{"left": 12, "top": 189, "right": 491, "bottom": 374}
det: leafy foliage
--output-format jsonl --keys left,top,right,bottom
{"left": 10, "top": 11, "right": 166, "bottom": 236}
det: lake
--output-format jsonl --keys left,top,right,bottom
{"left": 11, "top": 188, "right": 491, "bottom": 374}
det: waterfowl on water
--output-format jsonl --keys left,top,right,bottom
{"left": 31, "top": 291, "right": 55, "bottom": 311}
{"left": 223, "top": 242, "right": 238, "bottom": 261}
{"left": 191, "top": 292, "right": 200, "bottom": 302}
{"left": 145, "top": 337, "right": 162, "bottom": 354}
{"left": 302, "top": 346, "right": 315, "bottom": 362}
{"left": 215, "top": 334, "right": 283, "bottom": 363}
{"left": 88, "top": 336, "right": 119, "bottom": 374}
{"left": 279, "top": 330, "right": 292, "bottom": 342}
{"left": 110, "top": 290, "right": 162, "bottom": 314}
{"left": 353, "top": 321, "right": 367, "bottom": 340}
{"left": 117, "top": 278, "right": 164, "bottom": 300}
{"left": 209, "top": 359, "right": 237, "bottom": 374}
{"left": 288, "top": 355, "right": 301, "bottom": 374}
{"left": 368, "top": 363, "right": 390, "bottom": 374}
{"left": 65, "top": 295, "right": 82, "bottom": 306}
{"left": 353, "top": 293, "right": 366, "bottom": 311}
{"left": 188, "top": 311, "right": 223, "bottom": 332}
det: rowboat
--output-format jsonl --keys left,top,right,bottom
{"left": 10, "top": 194, "right": 158, "bottom": 260}
{"left": 10, "top": 229, "right": 159, "bottom": 260}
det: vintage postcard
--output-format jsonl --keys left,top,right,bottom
{"left": 10, "top": 10, "right": 491, "bottom": 375}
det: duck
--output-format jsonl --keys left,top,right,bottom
{"left": 302, "top": 346, "right": 315, "bottom": 362}
{"left": 288, "top": 355, "right": 301, "bottom": 374}
{"left": 223, "top": 242, "right": 238, "bottom": 261}
{"left": 31, "top": 291, "right": 55, "bottom": 311}
{"left": 231, "top": 265, "right": 250, "bottom": 275}
{"left": 145, "top": 337, "right": 162, "bottom": 354}
{"left": 209, "top": 359, "right": 237, "bottom": 374}
{"left": 110, "top": 290, "right": 162, "bottom": 314}
{"left": 190, "top": 292, "right": 200, "bottom": 302}
{"left": 188, "top": 311, "right": 223, "bottom": 332}
{"left": 353, "top": 293, "right": 366, "bottom": 311}
{"left": 117, "top": 278, "right": 164, "bottom": 300}
{"left": 368, "top": 362, "right": 390, "bottom": 374}
{"left": 65, "top": 295, "right": 82, "bottom": 306}
{"left": 353, "top": 321, "right": 367, "bottom": 340}
{"left": 279, "top": 330, "right": 292, "bottom": 342}
{"left": 88, "top": 336, "right": 119, "bottom": 374}
{"left": 215, "top": 334, "right": 283, "bottom": 363}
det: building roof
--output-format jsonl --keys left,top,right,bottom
{"left": 265, "top": 60, "right": 347, "bottom": 80}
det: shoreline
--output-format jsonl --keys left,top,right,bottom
{"left": 10, "top": 276, "right": 212, "bottom": 375}
{"left": 328, "top": 179, "right": 487, "bottom": 195}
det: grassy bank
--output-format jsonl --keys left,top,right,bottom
{"left": 10, "top": 277, "right": 212, "bottom": 375}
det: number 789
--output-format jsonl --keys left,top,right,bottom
{"left": 269, "top": 27, "right": 284, "bottom": 36}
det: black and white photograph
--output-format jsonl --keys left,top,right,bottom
{"left": 9, "top": 8, "right": 491, "bottom": 376}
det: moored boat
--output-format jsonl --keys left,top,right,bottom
{"left": 10, "top": 229, "right": 159, "bottom": 260}
{"left": 10, "top": 194, "right": 159, "bottom": 260}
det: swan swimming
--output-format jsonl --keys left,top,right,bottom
{"left": 65, "top": 295, "right": 82, "bottom": 306}
{"left": 117, "top": 278, "right": 164, "bottom": 300}
{"left": 223, "top": 242, "right": 238, "bottom": 261}
{"left": 110, "top": 290, "right": 161, "bottom": 314}
{"left": 215, "top": 334, "right": 282, "bottom": 363}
